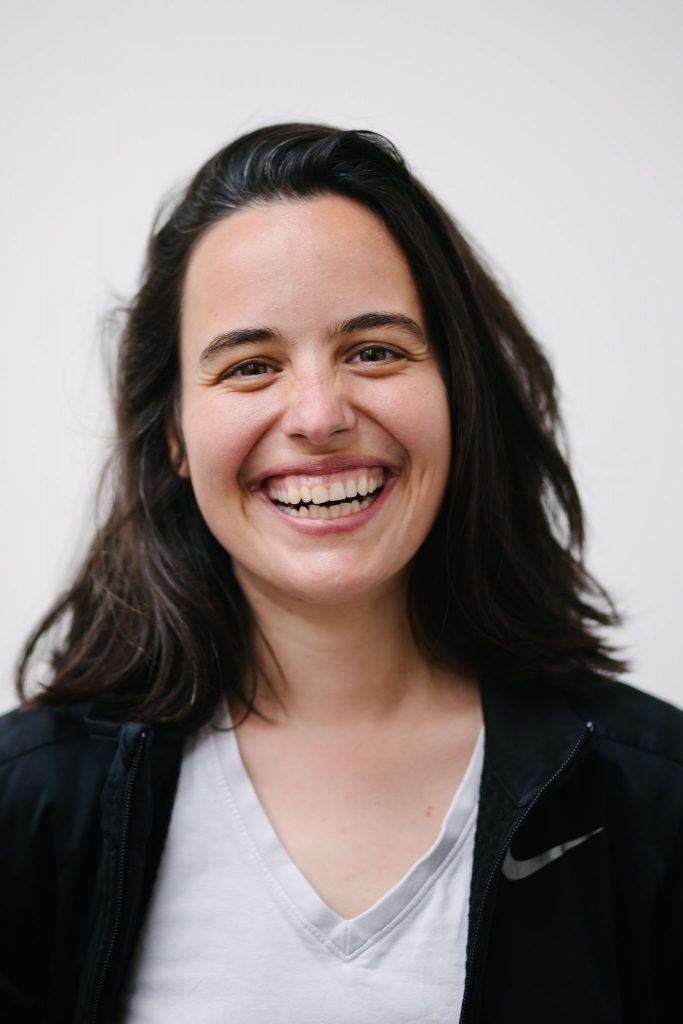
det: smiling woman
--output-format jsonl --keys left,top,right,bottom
{"left": 176, "top": 196, "right": 451, "bottom": 606}
{"left": 2, "top": 124, "right": 682, "bottom": 1023}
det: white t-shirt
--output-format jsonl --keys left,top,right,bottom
{"left": 118, "top": 713, "right": 484, "bottom": 1023}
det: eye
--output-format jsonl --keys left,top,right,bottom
{"left": 225, "top": 360, "right": 274, "bottom": 378}
{"left": 349, "top": 345, "right": 401, "bottom": 364}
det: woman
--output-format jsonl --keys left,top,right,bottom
{"left": 2, "top": 124, "right": 681, "bottom": 1023}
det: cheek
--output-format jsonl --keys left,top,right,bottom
{"left": 390, "top": 377, "right": 452, "bottom": 473}
{"left": 180, "top": 398, "right": 260, "bottom": 493}
{"left": 422, "top": 389, "right": 451, "bottom": 453}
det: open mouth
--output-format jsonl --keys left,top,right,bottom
{"left": 264, "top": 468, "right": 387, "bottom": 520}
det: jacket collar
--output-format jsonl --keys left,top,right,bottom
{"left": 480, "top": 680, "right": 591, "bottom": 807}
{"left": 80, "top": 684, "right": 591, "bottom": 809}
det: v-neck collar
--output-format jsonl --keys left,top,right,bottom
{"left": 210, "top": 712, "right": 484, "bottom": 959}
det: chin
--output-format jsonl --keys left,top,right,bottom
{"left": 234, "top": 557, "right": 405, "bottom": 611}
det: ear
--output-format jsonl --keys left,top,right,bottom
{"left": 167, "top": 404, "right": 190, "bottom": 479}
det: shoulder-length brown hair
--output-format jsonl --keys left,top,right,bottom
{"left": 17, "top": 123, "right": 625, "bottom": 731}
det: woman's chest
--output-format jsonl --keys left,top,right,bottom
{"left": 232, "top": 722, "right": 481, "bottom": 918}
{"left": 119, "top": 724, "right": 483, "bottom": 1023}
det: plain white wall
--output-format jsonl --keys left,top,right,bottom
{"left": 1, "top": 0, "right": 681, "bottom": 712}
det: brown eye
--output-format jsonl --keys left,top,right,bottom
{"left": 351, "top": 346, "right": 398, "bottom": 363}
{"left": 229, "top": 360, "right": 272, "bottom": 378}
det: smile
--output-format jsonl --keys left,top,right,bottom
{"left": 264, "top": 468, "right": 386, "bottom": 520}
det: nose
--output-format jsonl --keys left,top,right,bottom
{"left": 280, "top": 366, "right": 357, "bottom": 446}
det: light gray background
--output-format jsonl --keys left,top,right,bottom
{"left": 2, "top": 0, "right": 681, "bottom": 712}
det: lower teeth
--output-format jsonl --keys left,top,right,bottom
{"left": 279, "top": 497, "right": 372, "bottom": 519}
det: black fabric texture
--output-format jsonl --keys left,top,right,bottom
{"left": 0, "top": 681, "right": 681, "bottom": 1023}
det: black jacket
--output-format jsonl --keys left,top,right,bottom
{"left": 1, "top": 679, "right": 682, "bottom": 1023}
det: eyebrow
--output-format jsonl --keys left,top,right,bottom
{"left": 198, "top": 311, "right": 424, "bottom": 364}
{"left": 332, "top": 311, "right": 424, "bottom": 341}
{"left": 199, "top": 326, "right": 281, "bottom": 364}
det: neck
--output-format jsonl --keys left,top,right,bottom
{"left": 234, "top": 571, "right": 455, "bottom": 729}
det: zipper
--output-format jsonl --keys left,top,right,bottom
{"left": 88, "top": 728, "right": 148, "bottom": 1024}
{"left": 458, "top": 720, "right": 595, "bottom": 1023}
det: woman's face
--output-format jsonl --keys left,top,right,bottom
{"left": 176, "top": 195, "right": 451, "bottom": 608}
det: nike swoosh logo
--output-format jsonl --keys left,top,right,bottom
{"left": 502, "top": 827, "right": 604, "bottom": 881}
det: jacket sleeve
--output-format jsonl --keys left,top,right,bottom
{"left": 653, "top": 817, "right": 683, "bottom": 1020}
{"left": 0, "top": 715, "right": 113, "bottom": 1023}
{"left": 0, "top": 754, "right": 55, "bottom": 1021}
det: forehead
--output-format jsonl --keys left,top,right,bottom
{"left": 180, "top": 195, "right": 424, "bottom": 341}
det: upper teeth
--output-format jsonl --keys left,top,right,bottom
{"left": 266, "top": 471, "right": 385, "bottom": 506}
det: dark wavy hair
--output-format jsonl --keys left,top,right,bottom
{"left": 17, "top": 122, "right": 625, "bottom": 731}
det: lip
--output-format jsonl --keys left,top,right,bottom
{"left": 248, "top": 455, "right": 400, "bottom": 491}
{"left": 253, "top": 470, "right": 398, "bottom": 535}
